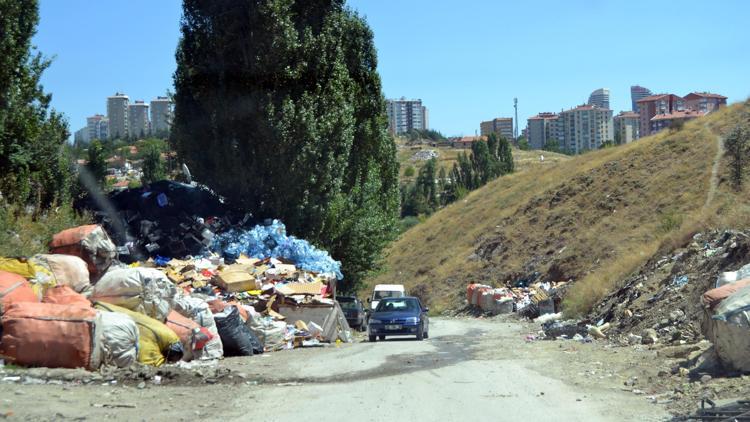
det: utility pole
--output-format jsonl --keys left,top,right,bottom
{"left": 513, "top": 97, "right": 519, "bottom": 140}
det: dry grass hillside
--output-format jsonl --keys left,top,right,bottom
{"left": 367, "top": 100, "right": 750, "bottom": 315}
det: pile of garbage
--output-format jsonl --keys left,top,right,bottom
{"left": 700, "top": 264, "right": 750, "bottom": 372}
{"left": 592, "top": 229, "right": 750, "bottom": 347}
{"left": 465, "top": 280, "right": 565, "bottom": 318}
{"left": 0, "top": 221, "right": 352, "bottom": 372}
{"left": 410, "top": 149, "right": 439, "bottom": 161}
{"left": 95, "top": 181, "right": 248, "bottom": 262}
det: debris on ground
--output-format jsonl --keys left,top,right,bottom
{"left": 0, "top": 184, "right": 353, "bottom": 376}
{"left": 410, "top": 149, "right": 439, "bottom": 161}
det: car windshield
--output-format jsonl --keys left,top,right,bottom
{"left": 375, "top": 298, "right": 419, "bottom": 312}
{"left": 373, "top": 290, "right": 403, "bottom": 300}
{"left": 338, "top": 300, "right": 358, "bottom": 310}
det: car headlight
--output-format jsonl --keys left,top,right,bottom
{"left": 369, "top": 319, "right": 382, "bottom": 324}
{"left": 405, "top": 317, "right": 418, "bottom": 324}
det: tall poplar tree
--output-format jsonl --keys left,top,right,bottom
{"left": 172, "top": 0, "right": 399, "bottom": 290}
{"left": 0, "top": 0, "right": 71, "bottom": 208}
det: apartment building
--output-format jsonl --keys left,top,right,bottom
{"left": 587, "top": 88, "right": 610, "bottom": 110}
{"left": 613, "top": 111, "right": 640, "bottom": 144}
{"left": 86, "top": 114, "right": 108, "bottom": 141}
{"left": 107, "top": 92, "right": 129, "bottom": 139}
{"left": 630, "top": 85, "right": 652, "bottom": 113}
{"left": 128, "top": 100, "right": 150, "bottom": 138}
{"left": 526, "top": 113, "right": 559, "bottom": 150}
{"left": 636, "top": 94, "right": 685, "bottom": 138}
{"left": 650, "top": 110, "right": 705, "bottom": 133}
{"left": 480, "top": 117, "right": 513, "bottom": 140}
{"left": 684, "top": 92, "right": 727, "bottom": 114}
{"left": 558, "top": 105, "right": 613, "bottom": 154}
{"left": 386, "top": 98, "right": 428, "bottom": 135}
{"left": 150, "top": 96, "right": 172, "bottom": 135}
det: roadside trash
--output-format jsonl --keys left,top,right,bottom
{"left": 672, "top": 275, "right": 689, "bottom": 288}
{"left": 166, "top": 310, "right": 212, "bottom": 361}
{"left": 641, "top": 328, "right": 658, "bottom": 345}
{"left": 98, "top": 311, "right": 139, "bottom": 368}
{"left": 410, "top": 149, "right": 438, "bottom": 161}
{"left": 48, "top": 225, "right": 117, "bottom": 280}
{"left": 91, "top": 267, "right": 177, "bottom": 321}
{"left": 702, "top": 279, "right": 750, "bottom": 310}
{"left": 704, "top": 284, "right": 750, "bottom": 372}
{"left": 32, "top": 254, "right": 90, "bottom": 293}
{"left": 0, "top": 302, "right": 102, "bottom": 370}
{"left": 95, "top": 302, "right": 183, "bottom": 366}
{"left": 211, "top": 220, "right": 342, "bottom": 279}
{"left": 42, "top": 285, "right": 90, "bottom": 307}
{"left": 0, "top": 270, "right": 38, "bottom": 313}
{"left": 536, "top": 312, "right": 562, "bottom": 324}
{"left": 214, "top": 306, "right": 263, "bottom": 357}
{"left": 542, "top": 320, "right": 587, "bottom": 339}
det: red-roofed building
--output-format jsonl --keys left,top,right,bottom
{"left": 450, "top": 136, "right": 487, "bottom": 148}
{"left": 684, "top": 92, "right": 727, "bottom": 114}
{"left": 649, "top": 110, "right": 705, "bottom": 133}
{"left": 636, "top": 94, "right": 685, "bottom": 138}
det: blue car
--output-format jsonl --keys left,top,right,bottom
{"left": 367, "top": 296, "right": 429, "bottom": 342}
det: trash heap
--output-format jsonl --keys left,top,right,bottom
{"left": 465, "top": 281, "right": 566, "bottom": 318}
{"left": 699, "top": 264, "right": 750, "bottom": 372}
{"left": 410, "top": 149, "right": 439, "bottom": 161}
{"left": 95, "top": 181, "right": 249, "bottom": 262}
{"left": 0, "top": 220, "right": 352, "bottom": 372}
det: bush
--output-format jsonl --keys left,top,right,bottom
{"left": 0, "top": 202, "right": 91, "bottom": 257}
{"left": 397, "top": 216, "right": 420, "bottom": 234}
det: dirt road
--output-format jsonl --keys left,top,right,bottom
{"left": 0, "top": 317, "right": 670, "bottom": 421}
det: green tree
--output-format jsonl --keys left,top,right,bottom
{"left": 543, "top": 138, "right": 562, "bottom": 154}
{"left": 141, "top": 144, "right": 166, "bottom": 185}
{"left": 404, "top": 165, "right": 415, "bottom": 178}
{"left": 517, "top": 136, "right": 530, "bottom": 150}
{"left": 172, "top": 0, "right": 399, "bottom": 291}
{"left": 497, "top": 135, "right": 514, "bottom": 174}
{"left": 725, "top": 124, "right": 749, "bottom": 191}
{"left": 0, "top": 0, "right": 71, "bottom": 208}
{"left": 85, "top": 140, "right": 107, "bottom": 187}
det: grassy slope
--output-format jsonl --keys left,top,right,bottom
{"left": 368, "top": 101, "right": 750, "bottom": 315}
{"left": 397, "top": 143, "right": 568, "bottom": 183}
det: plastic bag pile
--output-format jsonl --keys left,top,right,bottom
{"left": 211, "top": 220, "right": 343, "bottom": 280}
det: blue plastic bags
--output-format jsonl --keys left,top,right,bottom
{"left": 211, "top": 220, "right": 343, "bottom": 280}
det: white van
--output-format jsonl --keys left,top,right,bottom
{"left": 368, "top": 284, "right": 406, "bottom": 311}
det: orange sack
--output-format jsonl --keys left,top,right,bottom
{"left": 0, "top": 302, "right": 101, "bottom": 369}
{"left": 0, "top": 270, "right": 38, "bottom": 314}
{"left": 702, "top": 278, "right": 750, "bottom": 309}
{"left": 48, "top": 225, "right": 116, "bottom": 280}
{"left": 43, "top": 285, "right": 91, "bottom": 308}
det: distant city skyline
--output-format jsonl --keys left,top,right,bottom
{"left": 33, "top": 0, "right": 750, "bottom": 139}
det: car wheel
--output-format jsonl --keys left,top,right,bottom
{"left": 416, "top": 323, "right": 424, "bottom": 341}
{"left": 378, "top": 335, "right": 386, "bottom": 341}
{"left": 369, "top": 335, "right": 376, "bottom": 342}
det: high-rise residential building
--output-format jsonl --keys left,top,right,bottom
{"left": 630, "top": 85, "right": 652, "bottom": 112}
{"left": 613, "top": 111, "right": 640, "bottom": 144}
{"left": 480, "top": 117, "right": 514, "bottom": 140}
{"left": 684, "top": 92, "right": 727, "bottom": 114}
{"left": 636, "top": 94, "right": 685, "bottom": 138}
{"left": 385, "top": 98, "right": 428, "bottom": 135}
{"left": 128, "top": 100, "right": 150, "bottom": 138}
{"left": 557, "top": 105, "right": 613, "bottom": 154}
{"left": 86, "top": 114, "right": 108, "bottom": 141}
{"left": 587, "top": 88, "right": 610, "bottom": 110}
{"left": 150, "top": 96, "right": 172, "bottom": 136}
{"left": 107, "top": 92, "right": 129, "bottom": 139}
{"left": 526, "top": 112, "right": 560, "bottom": 150}
{"left": 74, "top": 127, "right": 89, "bottom": 146}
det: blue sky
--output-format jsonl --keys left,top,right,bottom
{"left": 35, "top": 0, "right": 750, "bottom": 138}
